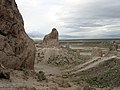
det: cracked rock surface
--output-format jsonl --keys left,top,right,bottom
{"left": 0, "top": 0, "right": 35, "bottom": 70}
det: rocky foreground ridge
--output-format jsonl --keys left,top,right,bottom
{"left": 0, "top": 0, "right": 35, "bottom": 70}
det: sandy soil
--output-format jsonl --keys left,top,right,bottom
{"left": 35, "top": 63, "right": 62, "bottom": 76}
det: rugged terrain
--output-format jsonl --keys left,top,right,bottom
{"left": 0, "top": 39, "right": 120, "bottom": 90}
{"left": 0, "top": 0, "right": 120, "bottom": 90}
{"left": 35, "top": 40, "right": 120, "bottom": 90}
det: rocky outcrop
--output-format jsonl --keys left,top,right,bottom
{"left": 42, "top": 28, "right": 59, "bottom": 48}
{"left": 109, "top": 41, "right": 118, "bottom": 51}
{"left": 36, "top": 48, "right": 77, "bottom": 65}
{"left": 91, "top": 47, "right": 102, "bottom": 58}
{"left": 105, "top": 41, "right": 119, "bottom": 57}
{"left": 0, "top": 0, "right": 35, "bottom": 70}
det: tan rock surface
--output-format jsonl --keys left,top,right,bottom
{"left": 0, "top": 0, "right": 35, "bottom": 70}
{"left": 42, "top": 28, "right": 59, "bottom": 48}
{"left": 36, "top": 48, "right": 77, "bottom": 66}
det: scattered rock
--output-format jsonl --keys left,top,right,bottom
{"left": 0, "top": 0, "right": 36, "bottom": 70}
{"left": 36, "top": 71, "right": 46, "bottom": 81}
{"left": 42, "top": 28, "right": 59, "bottom": 48}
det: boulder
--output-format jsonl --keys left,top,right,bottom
{"left": 42, "top": 28, "right": 59, "bottom": 48}
{"left": 0, "top": 0, "right": 36, "bottom": 70}
{"left": 36, "top": 71, "right": 46, "bottom": 81}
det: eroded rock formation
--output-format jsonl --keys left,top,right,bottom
{"left": 0, "top": 0, "right": 35, "bottom": 70}
{"left": 109, "top": 41, "right": 118, "bottom": 51}
{"left": 36, "top": 48, "right": 82, "bottom": 66}
{"left": 91, "top": 47, "right": 102, "bottom": 58}
{"left": 42, "top": 28, "right": 59, "bottom": 48}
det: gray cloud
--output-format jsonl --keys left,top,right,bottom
{"left": 16, "top": 0, "right": 120, "bottom": 39}
{"left": 59, "top": 0, "right": 120, "bottom": 38}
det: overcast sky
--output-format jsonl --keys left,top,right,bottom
{"left": 16, "top": 0, "right": 120, "bottom": 39}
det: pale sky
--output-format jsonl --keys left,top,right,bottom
{"left": 16, "top": 0, "right": 120, "bottom": 39}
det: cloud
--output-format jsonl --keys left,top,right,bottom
{"left": 16, "top": 0, "right": 64, "bottom": 34}
{"left": 16, "top": 0, "right": 120, "bottom": 39}
{"left": 59, "top": 0, "right": 120, "bottom": 38}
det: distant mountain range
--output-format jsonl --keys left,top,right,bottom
{"left": 27, "top": 31, "right": 44, "bottom": 39}
{"left": 27, "top": 31, "right": 120, "bottom": 39}
{"left": 28, "top": 33, "right": 81, "bottom": 39}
